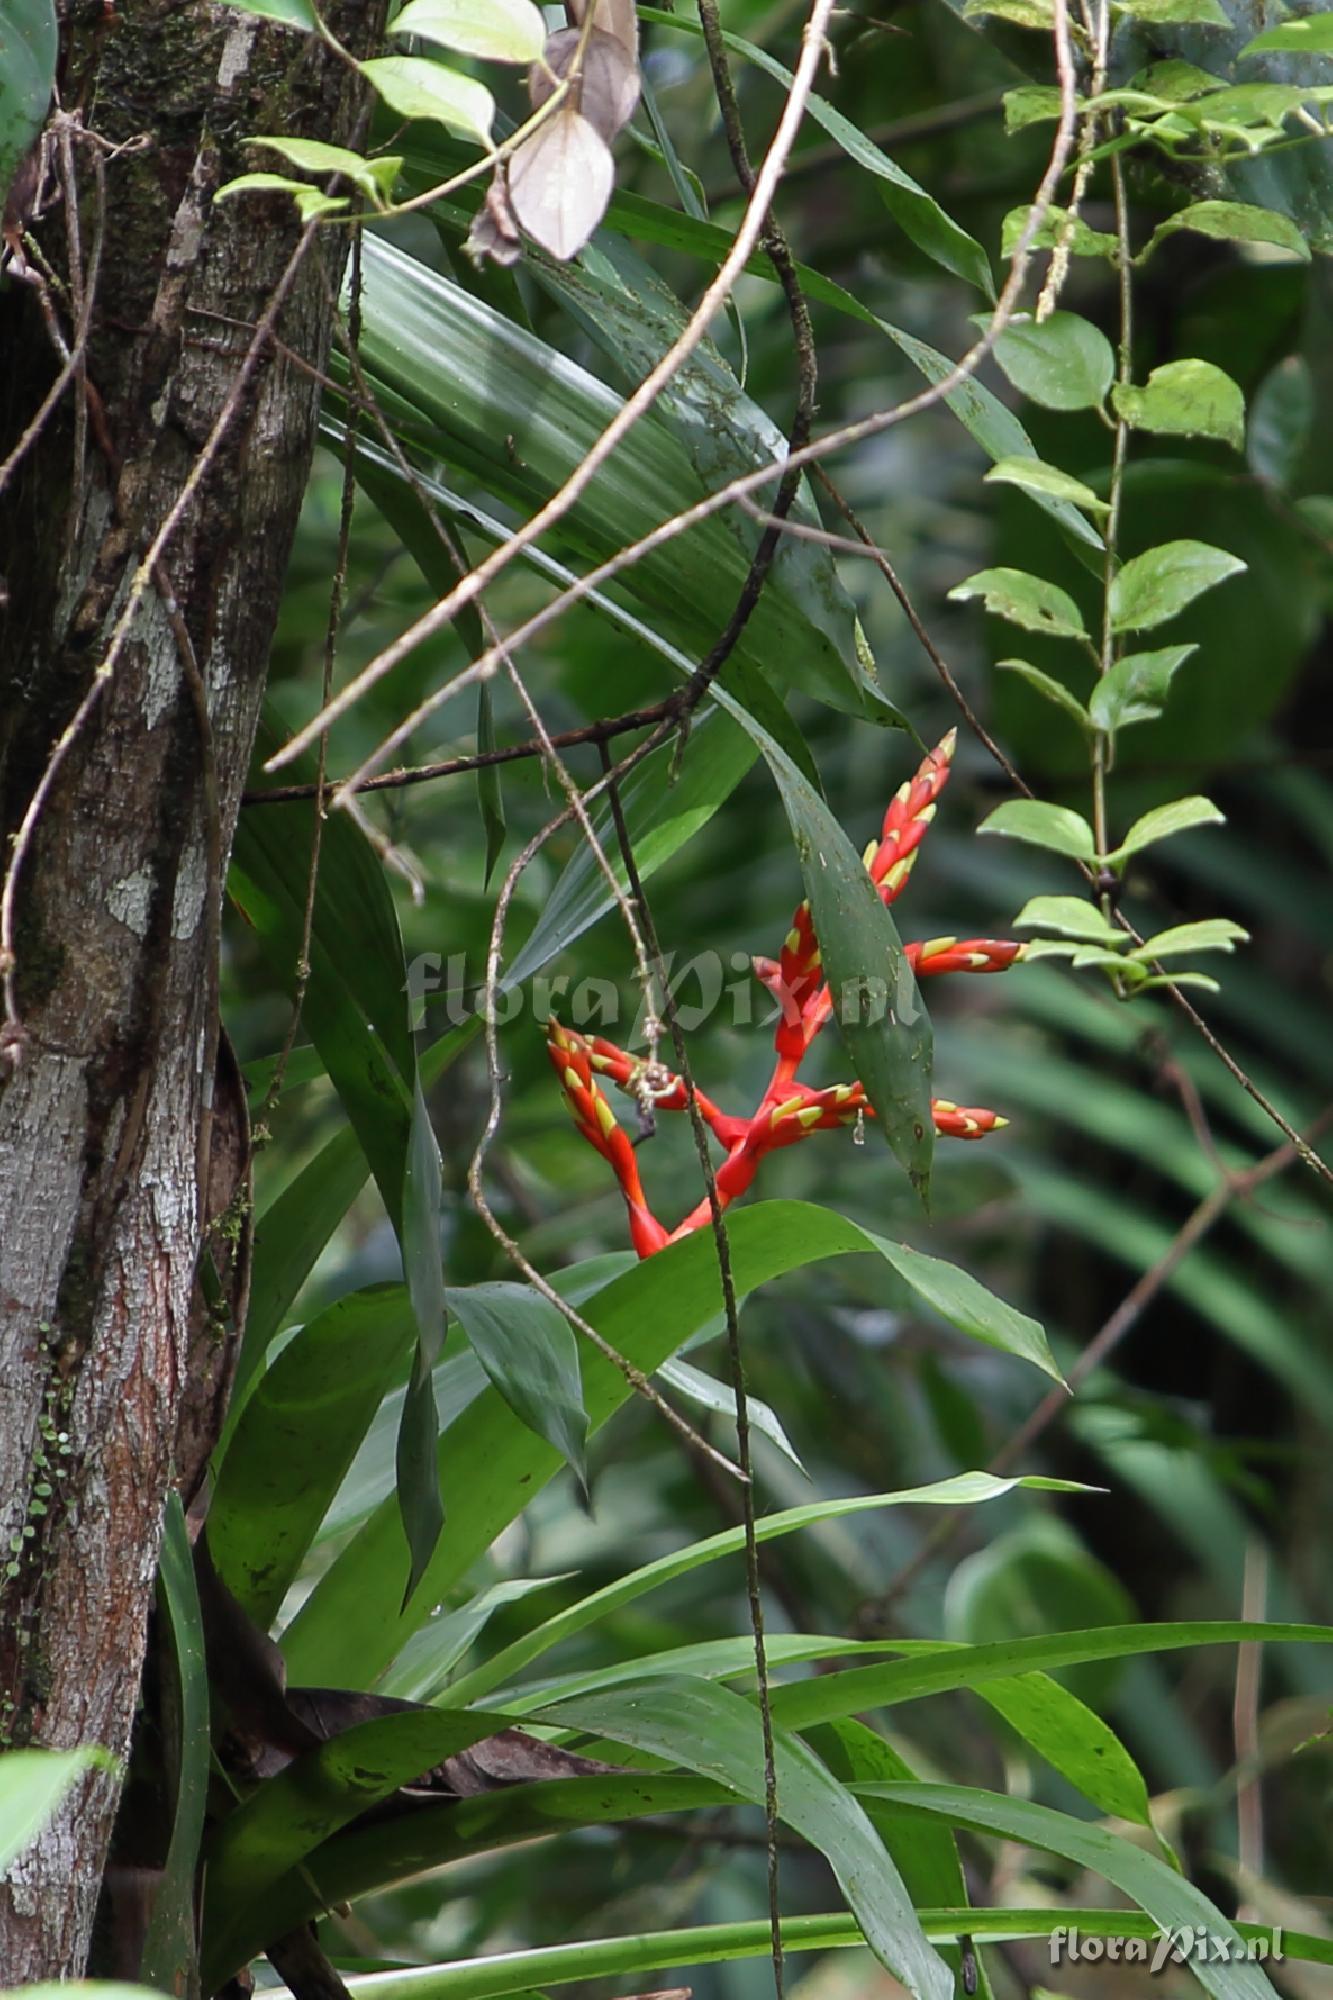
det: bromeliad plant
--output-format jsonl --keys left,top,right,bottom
{"left": 547, "top": 731, "right": 1023, "bottom": 1257}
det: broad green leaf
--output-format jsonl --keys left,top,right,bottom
{"left": 978, "top": 800, "right": 1096, "bottom": 862}
{"left": 1137, "top": 971, "right": 1221, "bottom": 992}
{"left": 873, "top": 1238, "right": 1060, "bottom": 1381}
{"left": 973, "top": 1674, "right": 1151, "bottom": 1824}
{"left": 140, "top": 1497, "right": 209, "bottom": 1997}
{"left": 214, "top": 172, "right": 348, "bottom": 221}
{"left": 1142, "top": 198, "right": 1311, "bottom": 262}
{"left": 233, "top": 1029, "right": 486, "bottom": 1427}
{"left": 505, "top": 709, "right": 758, "bottom": 987}
{"left": 1242, "top": 15, "right": 1333, "bottom": 56}
{"left": 1108, "top": 540, "right": 1246, "bottom": 633}
{"left": 172, "top": 1907, "right": 1327, "bottom": 2000}
{"left": 744, "top": 716, "right": 935, "bottom": 1193}
{"left": 1113, "top": 0, "right": 1229, "bottom": 20}
{"left": 398, "top": 1077, "right": 450, "bottom": 1599}
{"left": 948, "top": 568, "right": 1087, "bottom": 640}
{"left": 450, "top": 1283, "right": 589, "bottom": 1495}
{"left": 0, "top": 1746, "right": 114, "bottom": 1875}
{"left": 807, "top": 1722, "right": 985, "bottom": 1995}
{"left": 1112, "top": 360, "right": 1246, "bottom": 450}
{"left": 525, "top": 234, "right": 882, "bottom": 711}
{"left": 379, "top": 1577, "right": 567, "bottom": 1701}
{"left": 1088, "top": 644, "right": 1197, "bottom": 732}
{"left": 282, "top": 1205, "right": 1056, "bottom": 1688}
{"left": 537, "top": 1679, "right": 954, "bottom": 2000}
{"left": 864, "top": 1785, "right": 1278, "bottom": 1999}
{"left": 360, "top": 55, "right": 495, "bottom": 143}
{"left": 353, "top": 236, "right": 871, "bottom": 714}
{"left": 1106, "top": 796, "right": 1225, "bottom": 868}
{"left": 449, "top": 1472, "right": 1081, "bottom": 1707}
{"left": 217, "top": 0, "right": 315, "bottom": 22}
{"left": 1189, "top": 81, "right": 1332, "bottom": 128}
{"left": 241, "top": 136, "right": 389, "bottom": 201}
{"left": 0, "top": 0, "right": 55, "bottom": 211}
{"left": 964, "top": 0, "right": 1055, "bottom": 26}
{"left": 390, "top": 0, "right": 545, "bottom": 63}
{"left": 997, "top": 661, "right": 1092, "bottom": 734}
{"left": 638, "top": 6, "right": 992, "bottom": 296}
{"left": 1003, "top": 85, "right": 1064, "bottom": 132}
{"left": 1012, "top": 895, "right": 1124, "bottom": 944}
{"left": 394, "top": 127, "right": 1102, "bottom": 551}
{"left": 985, "top": 458, "right": 1109, "bottom": 516}
{"left": 763, "top": 1621, "right": 1333, "bottom": 1733}
{"left": 659, "top": 1358, "right": 805, "bottom": 1473}
{"left": 200, "top": 1706, "right": 515, "bottom": 1988}
{"left": 233, "top": 1124, "right": 371, "bottom": 1422}
{"left": 1247, "top": 356, "right": 1313, "bottom": 488}
{"left": 1001, "top": 204, "right": 1119, "bottom": 260}
{"left": 1130, "top": 918, "right": 1248, "bottom": 960}
{"left": 211, "top": 1286, "right": 417, "bottom": 1623}
{"left": 990, "top": 312, "right": 1115, "bottom": 413}
{"left": 231, "top": 708, "right": 415, "bottom": 1234}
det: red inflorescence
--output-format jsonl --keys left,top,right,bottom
{"left": 545, "top": 731, "right": 1023, "bottom": 1258}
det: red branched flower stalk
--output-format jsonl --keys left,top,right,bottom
{"left": 546, "top": 730, "right": 1024, "bottom": 1257}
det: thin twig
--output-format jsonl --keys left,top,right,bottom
{"left": 279, "top": 18, "right": 1080, "bottom": 804}
{"left": 259, "top": 229, "right": 366, "bottom": 1127}
{"left": 241, "top": 700, "right": 680, "bottom": 804}
{"left": 325, "top": 273, "right": 664, "bottom": 1062}
{"left": 269, "top": 0, "right": 1080, "bottom": 790}
{"left": 808, "top": 469, "right": 1034, "bottom": 798}
{"left": 600, "top": 739, "right": 783, "bottom": 2000}
{"left": 466, "top": 782, "right": 746, "bottom": 1481}
{"left": 0, "top": 218, "right": 322, "bottom": 1049}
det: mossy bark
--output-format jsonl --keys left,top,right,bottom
{"left": 0, "top": 0, "right": 385, "bottom": 1976}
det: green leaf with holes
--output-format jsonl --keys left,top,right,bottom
{"left": 948, "top": 568, "right": 1087, "bottom": 641}
{"left": 1113, "top": 360, "right": 1245, "bottom": 451}
{"left": 1142, "top": 199, "right": 1311, "bottom": 262}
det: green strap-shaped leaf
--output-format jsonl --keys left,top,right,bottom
{"left": 140, "top": 1496, "right": 210, "bottom": 1997}
{"left": 537, "top": 1678, "right": 954, "bottom": 2000}
{"left": 397, "top": 1076, "right": 450, "bottom": 1600}
{"left": 450, "top": 1283, "right": 590, "bottom": 1497}
{"left": 351, "top": 236, "right": 869, "bottom": 717}
{"left": 231, "top": 709, "right": 415, "bottom": 1231}
{"left": 211, "top": 1286, "right": 418, "bottom": 1623}
{"left": 862, "top": 1783, "right": 1277, "bottom": 2000}
{"left": 282, "top": 1204, "right": 1058, "bottom": 1690}
{"left": 200, "top": 1705, "right": 516, "bottom": 1988}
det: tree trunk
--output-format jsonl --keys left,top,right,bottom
{"left": 0, "top": 0, "right": 384, "bottom": 1975}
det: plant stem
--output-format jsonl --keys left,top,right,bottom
{"left": 1092, "top": 150, "right": 1133, "bottom": 941}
